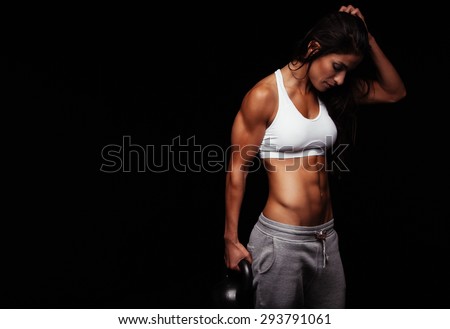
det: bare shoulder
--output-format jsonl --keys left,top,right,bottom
{"left": 240, "top": 73, "right": 278, "bottom": 122}
{"left": 230, "top": 73, "right": 277, "bottom": 147}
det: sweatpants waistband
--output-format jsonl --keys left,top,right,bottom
{"left": 256, "top": 212, "right": 335, "bottom": 242}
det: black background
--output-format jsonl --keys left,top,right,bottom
{"left": 3, "top": 1, "right": 449, "bottom": 308}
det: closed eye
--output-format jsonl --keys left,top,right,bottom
{"left": 333, "top": 63, "right": 345, "bottom": 72}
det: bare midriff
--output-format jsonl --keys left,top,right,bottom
{"left": 262, "top": 155, "right": 333, "bottom": 227}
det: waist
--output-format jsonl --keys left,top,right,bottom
{"left": 256, "top": 212, "right": 335, "bottom": 241}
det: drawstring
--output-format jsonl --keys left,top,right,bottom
{"left": 315, "top": 230, "right": 328, "bottom": 268}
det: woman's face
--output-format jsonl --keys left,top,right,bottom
{"left": 309, "top": 53, "right": 363, "bottom": 92}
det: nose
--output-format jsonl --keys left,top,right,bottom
{"left": 333, "top": 71, "right": 346, "bottom": 86}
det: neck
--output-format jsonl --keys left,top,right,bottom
{"left": 283, "top": 63, "right": 312, "bottom": 94}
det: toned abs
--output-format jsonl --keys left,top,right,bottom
{"left": 262, "top": 155, "right": 333, "bottom": 226}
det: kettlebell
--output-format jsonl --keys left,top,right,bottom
{"left": 212, "top": 259, "right": 253, "bottom": 308}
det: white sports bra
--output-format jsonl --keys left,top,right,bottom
{"left": 259, "top": 69, "right": 337, "bottom": 159}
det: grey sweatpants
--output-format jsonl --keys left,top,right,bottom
{"left": 247, "top": 213, "right": 346, "bottom": 309}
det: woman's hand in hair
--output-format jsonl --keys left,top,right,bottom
{"left": 339, "top": 5, "right": 373, "bottom": 42}
{"left": 339, "top": 5, "right": 365, "bottom": 21}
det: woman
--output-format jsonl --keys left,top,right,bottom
{"left": 223, "top": 5, "right": 406, "bottom": 308}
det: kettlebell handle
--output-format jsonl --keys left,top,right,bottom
{"left": 238, "top": 259, "right": 253, "bottom": 295}
{"left": 238, "top": 259, "right": 251, "bottom": 276}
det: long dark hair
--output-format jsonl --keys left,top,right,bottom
{"left": 289, "top": 11, "right": 371, "bottom": 155}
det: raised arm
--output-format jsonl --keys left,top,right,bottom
{"left": 340, "top": 5, "right": 407, "bottom": 104}
{"left": 224, "top": 83, "right": 275, "bottom": 271}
